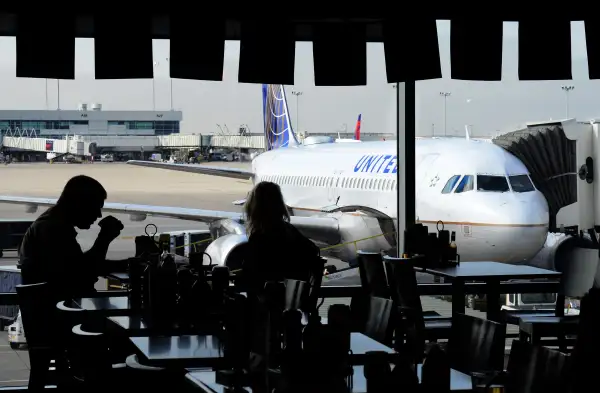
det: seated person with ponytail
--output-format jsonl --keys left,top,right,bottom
{"left": 237, "top": 181, "right": 320, "bottom": 296}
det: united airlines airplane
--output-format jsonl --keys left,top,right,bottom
{"left": 0, "top": 84, "right": 552, "bottom": 270}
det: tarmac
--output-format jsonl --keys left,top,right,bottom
{"left": 0, "top": 161, "right": 517, "bottom": 387}
{"left": 0, "top": 161, "right": 254, "bottom": 387}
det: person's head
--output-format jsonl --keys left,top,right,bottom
{"left": 56, "top": 175, "right": 107, "bottom": 229}
{"left": 244, "top": 181, "right": 290, "bottom": 236}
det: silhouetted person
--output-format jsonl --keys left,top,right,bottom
{"left": 19, "top": 175, "right": 127, "bottom": 300}
{"left": 238, "top": 181, "right": 320, "bottom": 295}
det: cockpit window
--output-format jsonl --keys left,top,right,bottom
{"left": 454, "top": 175, "right": 474, "bottom": 193}
{"left": 441, "top": 175, "right": 461, "bottom": 194}
{"left": 477, "top": 175, "right": 510, "bottom": 192}
{"left": 509, "top": 175, "right": 535, "bottom": 193}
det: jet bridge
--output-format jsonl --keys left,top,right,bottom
{"left": 492, "top": 120, "right": 588, "bottom": 232}
{"left": 493, "top": 119, "right": 600, "bottom": 288}
{"left": 1, "top": 136, "right": 95, "bottom": 157}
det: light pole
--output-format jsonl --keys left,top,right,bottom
{"left": 561, "top": 85, "right": 575, "bottom": 118}
{"left": 152, "top": 61, "right": 159, "bottom": 110}
{"left": 291, "top": 90, "right": 303, "bottom": 133}
{"left": 45, "top": 79, "right": 48, "bottom": 110}
{"left": 439, "top": 92, "right": 451, "bottom": 136}
{"left": 166, "top": 57, "right": 173, "bottom": 110}
{"left": 56, "top": 79, "right": 61, "bottom": 110}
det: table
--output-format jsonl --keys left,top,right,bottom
{"left": 185, "top": 364, "right": 473, "bottom": 392}
{"left": 73, "top": 295, "right": 131, "bottom": 316}
{"left": 109, "top": 315, "right": 222, "bottom": 336}
{"left": 420, "top": 262, "right": 561, "bottom": 320}
{"left": 129, "top": 334, "right": 227, "bottom": 368}
{"left": 130, "top": 332, "right": 395, "bottom": 368}
{"left": 518, "top": 315, "right": 580, "bottom": 345}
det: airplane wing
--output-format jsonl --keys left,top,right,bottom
{"left": 0, "top": 196, "right": 341, "bottom": 245}
{"left": 126, "top": 160, "right": 253, "bottom": 180}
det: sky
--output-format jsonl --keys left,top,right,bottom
{"left": 0, "top": 21, "right": 596, "bottom": 136}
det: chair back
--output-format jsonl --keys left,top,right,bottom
{"left": 505, "top": 340, "right": 570, "bottom": 393}
{"left": 305, "top": 257, "right": 326, "bottom": 314}
{"left": 223, "top": 292, "right": 251, "bottom": 370}
{"left": 364, "top": 296, "right": 396, "bottom": 346}
{"left": 16, "top": 283, "right": 57, "bottom": 349}
{"left": 71, "top": 324, "right": 112, "bottom": 389}
{"left": 284, "top": 279, "right": 309, "bottom": 311}
{"left": 383, "top": 256, "right": 426, "bottom": 359}
{"left": 448, "top": 313, "right": 506, "bottom": 375}
{"left": 357, "top": 251, "right": 389, "bottom": 298}
{"left": 569, "top": 287, "right": 600, "bottom": 393}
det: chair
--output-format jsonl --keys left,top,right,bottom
{"left": 71, "top": 324, "right": 127, "bottom": 389}
{"left": 569, "top": 287, "right": 600, "bottom": 393}
{"left": 363, "top": 296, "right": 396, "bottom": 346}
{"left": 504, "top": 340, "right": 570, "bottom": 393}
{"left": 16, "top": 283, "right": 62, "bottom": 390}
{"left": 384, "top": 255, "right": 442, "bottom": 318}
{"left": 305, "top": 256, "right": 326, "bottom": 315}
{"left": 125, "top": 354, "right": 179, "bottom": 390}
{"left": 383, "top": 256, "right": 452, "bottom": 358}
{"left": 55, "top": 300, "right": 88, "bottom": 386}
{"left": 505, "top": 241, "right": 595, "bottom": 324}
{"left": 357, "top": 250, "right": 390, "bottom": 298}
{"left": 447, "top": 313, "right": 506, "bottom": 376}
{"left": 284, "top": 279, "right": 309, "bottom": 311}
{"left": 222, "top": 292, "right": 252, "bottom": 373}
{"left": 513, "top": 253, "right": 593, "bottom": 349}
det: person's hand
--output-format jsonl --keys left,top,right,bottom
{"left": 98, "top": 215, "right": 124, "bottom": 242}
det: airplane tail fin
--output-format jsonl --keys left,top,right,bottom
{"left": 465, "top": 125, "right": 471, "bottom": 141}
{"left": 354, "top": 114, "right": 362, "bottom": 140}
{"left": 262, "top": 84, "right": 300, "bottom": 151}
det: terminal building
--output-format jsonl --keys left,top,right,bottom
{"left": 0, "top": 103, "right": 182, "bottom": 138}
{"left": 0, "top": 104, "right": 197, "bottom": 161}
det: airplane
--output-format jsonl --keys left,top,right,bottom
{"left": 0, "top": 84, "right": 555, "bottom": 272}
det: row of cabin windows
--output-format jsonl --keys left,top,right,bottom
{"left": 259, "top": 174, "right": 398, "bottom": 191}
{"left": 441, "top": 174, "right": 536, "bottom": 194}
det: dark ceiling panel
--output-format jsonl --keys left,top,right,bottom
{"left": 383, "top": 19, "right": 441, "bottom": 82}
{"left": 16, "top": 13, "right": 75, "bottom": 79}
{"left": 94, "top": 14, "right": 153, "bottom": 79}
{"left": 519, "top": 20, "right": 572, "bottom": 80}
{"left": 451, "top": 19, "right": 503, "bottom": 81}
{"left": 170, "top": 16, "right": 225, "bottom": 81}
{"left": 238, "top": 20, "right": 295, "bottom": 84}
{"left": 4, "top": 13, "right": 593, "bottom": 83}
{"left": 313, "top": 22, "right": 366, "bottom": 86}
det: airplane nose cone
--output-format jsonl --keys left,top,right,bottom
{"left": 493, "top": 191, "right": 549, "bottom": 226}
{"left": 495, "top": 191, "right": 549, "bottom": 263}
{"left": 516, "top": 191, "right": 549, "bottom": 226}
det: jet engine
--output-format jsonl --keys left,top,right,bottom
{"left": 306, "top": 210, "right": 396, "bottom": 266}
{"left": 203, "top": 233, "right": 248, "bottom": 271}
{"left": 202, "top": 218, "right": 249, "bottom": 270}
{"left": 528, "top": 232, "right": 599, "bottom": 290}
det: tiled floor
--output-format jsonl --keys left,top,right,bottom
{"left": 0, "top": 331, "right": 30, "bottom": 388}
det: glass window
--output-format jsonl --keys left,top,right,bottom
{"left": 455, "top": 175, "right": 474, "bottom": 193}
{"left": 441, "top": 175, "right": 461, "bottom": 194}
{"left": 509, "top": 175, "right": 535, "bottom": 193}
{"left": 477, "top": 175, "right": 509, "bottom": 192}
{"left": 520, "top": 293, "right": 557, "bottom": 304}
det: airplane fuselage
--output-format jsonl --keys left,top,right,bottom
{"left": 252, "top": 138, "right": 550, "bottom": 264}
